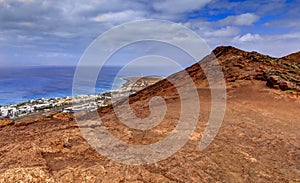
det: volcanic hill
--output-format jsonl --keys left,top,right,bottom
{"left": 0, "top": 46, "right": 299, "bottom": 182}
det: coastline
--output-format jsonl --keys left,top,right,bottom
{"left": 120, "top": 76, "right": 164, "bottom": 91}
{"left": 0, "top": 75, "right": 164, "bottom": 119}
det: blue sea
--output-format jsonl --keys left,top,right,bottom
{"left": 0, "top": 66, "right": 127, "bottom": 106}
{"left": 0, "top": 65, "right": 176, "bottom": 106}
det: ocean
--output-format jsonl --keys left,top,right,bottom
{"left": 0, "top": 64, "right": 181, "bottom": 106}
{"left": 0, "top": 66, "right": 126, "bottom": 106}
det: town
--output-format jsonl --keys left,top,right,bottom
{"left": 0, "top": 90, "right": 135, "bottom": 119}
{"left": 0, "top": 76, "right": 164, "bottom": 119}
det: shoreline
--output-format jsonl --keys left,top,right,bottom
{"left": 120, "top": 76, "right": 164, "bottom": 90}
{"left": 0, "top": 75, "right": 164, "bottom": 119}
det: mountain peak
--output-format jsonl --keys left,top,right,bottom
{"left": 212, "top": 46, "right": 243, "bottom": 58}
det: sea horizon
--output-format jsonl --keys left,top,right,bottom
{"left": 0, "top": 65, "right": 171, "bottom": 106}
{"left": 0, "top": 66, "right": 125, "bottom": 106}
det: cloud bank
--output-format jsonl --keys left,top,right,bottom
{"left": 0, "top": 0, "right": 299, "bottom": 66}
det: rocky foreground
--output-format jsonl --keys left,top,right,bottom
{"left": 0, "top": 46, "right": 299, "bottom": 182}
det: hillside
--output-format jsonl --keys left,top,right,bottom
{"left": 282, "top": 51, "right": 300, "bottom": 63}
{"left": 0, "top": 46, "right": 299, "bottom": 182}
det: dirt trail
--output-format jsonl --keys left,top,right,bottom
{"left": 0, "top": 46, "right": 299, "bottom": 182}
{"left": 0, "top": 80, "right": 299, "bottom": 182}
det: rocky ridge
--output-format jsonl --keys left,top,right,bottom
{"left": 0, "top": 46, "right": 299, "bottom": 182}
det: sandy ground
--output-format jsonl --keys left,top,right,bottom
{"left": 0, "top": 80, "right": 299, "bottom": 182}
{"left": 0, "top": 46, "right": 299, "bottom": 182}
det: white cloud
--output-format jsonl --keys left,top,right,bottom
{"left": 229, "top": 32, "right": 300, "bottom": 57}
{"left": 0, "top": 0, "right": 299, "bottom": 65}
{"left": 220, "top": 13, "right": 259, "bottom": 26}
{"left": 233, "top": 33, "right": 261, "bottom": 42}
{"left": 276, "top": 32, "right": 300, "bottom": 39}
{"left": 204, "top": 26, "right": 239, "bottom": 37}
{"left": 37, "top": 52, "right": 75, "bottom": 58}
{"left": 91, "top": 10, "right": 144, "bottom": 23}
{"left": 0, "top": 0, "right": 34, "bottom": 3}
{"left": 0, "top": 35, "right": 6, "bottom": 41}
{"left": 265, "top": 19, "right": 300, "bottom": 29}
{"left": 152, "top": 0, "right": 212, "bottom": 14}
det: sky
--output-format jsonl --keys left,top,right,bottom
{"left": 0, "top": 0, "right": 299, "bottom": 66}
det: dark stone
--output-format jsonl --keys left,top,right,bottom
{"left": 254, "top": 73, "right": 265, "bottom": 81}
{"left": 266, "top": 75, "right": 280, "bottom": 88}
{"left": 279, "top": 82, "right": 292, "bottom": 91}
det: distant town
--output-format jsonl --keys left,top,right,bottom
{"left": 0, "top": 76, "right": 164, "bottom": 119}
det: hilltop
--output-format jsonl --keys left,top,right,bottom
{"left": 0, "top": 46, "right": 299, "bottom": 182}
{"left": 281, "top": 50, "right": 300, "bottom": 63}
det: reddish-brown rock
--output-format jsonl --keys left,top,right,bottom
{"left": 0, "top": 119, "right": 14, "bottom": 128}
{"left": 0, "top": 46, "right": 299, "bottom": 182}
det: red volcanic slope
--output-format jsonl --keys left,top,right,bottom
{"left": 0, "top": 46, "right": 299, "bottom": 182}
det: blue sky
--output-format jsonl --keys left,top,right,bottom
{"left": 0, "top": 0, "right": 299, "bottom": 66}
